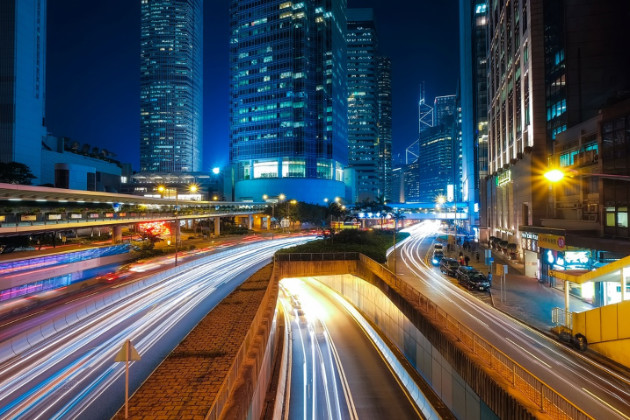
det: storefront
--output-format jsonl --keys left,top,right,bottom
{"left": 520, "top": 231, "right": 539, "bottom": 278}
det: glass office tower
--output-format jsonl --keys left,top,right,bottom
{"left": 140, "top": 0, "right": 203, "bottom": 174}
{"left": 229, "top": 0, "right": 348, "bottom": 203}
{"left": 0, "top": 0, "right": 47, "bottom": 181}
{"left": 377, "top": 56, "right": 392, "bottom": 203}
{"left": 347, "top": 8, "right": 379, "bottom": 203}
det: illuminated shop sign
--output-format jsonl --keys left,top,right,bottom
{"left": 496, "top": 170, "right": 511, "bottom": 187}
{"left": 538, "top": 234, "right": 565, "bottom": 251}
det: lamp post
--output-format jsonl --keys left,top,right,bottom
{"left": 158, "top": 184, "right": 197, "bottom": 267}
{"left": 262, "top": 194, "right": 277, "bottom": 237}
{"left": 391, "top": 208, "right": 405, "bottom": 274}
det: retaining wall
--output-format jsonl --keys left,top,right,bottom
{"left": 274, "top": 255, "right": 589, "bottom": 419}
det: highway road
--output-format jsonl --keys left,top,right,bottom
{"left": 395, "top": 221, "right": 630, "bottom": 419}
{"left": 0, "top": 237, "right": 308, "bottom": 419}
{"left": 280, "top": 277, "right": 422, "bottom": 420}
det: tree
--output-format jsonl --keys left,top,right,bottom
{"left": 0, "top": 162, "right": 35, "bottom": 185}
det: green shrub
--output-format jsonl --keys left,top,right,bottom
{"left": 276, "top": 229, "right": 409, "bottom": 263}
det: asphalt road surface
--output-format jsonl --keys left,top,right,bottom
{"left": 393, "top": 221, "right": 630, "bottom": 419}
{"left": 281, "top": 277, "right": 421, "bottom": 420}
{"left": 0, "top": 237, "right": 309, "bottom": 419}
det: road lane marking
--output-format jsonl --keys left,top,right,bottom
{"left": 504, "top": 338, "right": 551, "bottom": 368}
{"left": 582, "top": 387, "right": 630, "bottom": 419}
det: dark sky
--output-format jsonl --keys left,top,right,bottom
{"left": 46, "top": 1, "right": 459, "bottom": 171}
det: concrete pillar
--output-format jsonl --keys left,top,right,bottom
{"left": 113, "top": 225, "right": 123, "bottom": 244}
{"left": 248, "top": 215, "right": 253, "bottom": 230}
{"left": 564, "top": 280, "right": 571, "bottom": 327}
{"left": 173, "top": 221, "right": 181, "bottom": 245}
{"left": 214, "top": 217, "right": 221, "bottom": 236}
{"left": 622, "top": 268, "right": 627, "bottom": 302}
{"left": 267, "top": 216, "right": 271, "bottom": 230}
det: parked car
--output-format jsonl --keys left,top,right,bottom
{"left": 455, "top": 265, "right": 477, "bottom": 282}
{"left": 431, "top": 250, "right": 444, "bottom": 266}
{"left": 439, "top": 258, "right": 460, "bottom": 276}
{"left": 466, "top": 272, "right": 491, "bottom": 291}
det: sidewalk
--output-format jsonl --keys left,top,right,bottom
{"left": 445, "top": 243, "right": 593, "bottom": 332}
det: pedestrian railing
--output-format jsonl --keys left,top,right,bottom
{"left": 274, "top": 252, "right": 360, "bottom": 262}
{"left": 552, "top": 307, "right": 573, "bottom": 329}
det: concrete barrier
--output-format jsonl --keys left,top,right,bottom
{"left": 205, "top": 265, "right": 281, "bottom": 420}
{"left": 271, "top": 306, "right": 290, "bottom": 420}
{"left": 0, "top": 343, "right": 16, "bottom": 362}
{"left": 40, "top": 322, "right": 57, "bottom": 340}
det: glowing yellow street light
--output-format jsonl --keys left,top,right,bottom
{"left": 436, "top": 195, "right": 446, "bottom": 205}
{"left": 544, "top": 169, "right": 565, "bottom": 183}
{"left": 188, "top": 184, "right": 198, "bottom": 193}
{"left": 279, "top": 193, "right": 286, "bottom": 201}
{"left": 290, "top": 199, "right": 297, "bottom": 205}
{"left": 262, "top": 194, "right": 268, "bottom": 201}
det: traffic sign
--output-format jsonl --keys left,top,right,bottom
{"left": 115, "top": 339, "right": 141, "bottom": 419}
{"left": 115, "top": 340, "right": 141, "bottom": 362}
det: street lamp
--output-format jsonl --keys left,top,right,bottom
{"left": 262, "top": 194, "right": 277, "bottom": 233}
{"left": 157, "top": 183, "right": 197, "bottom": 267}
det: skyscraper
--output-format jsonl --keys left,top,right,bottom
{"left": 415, "top": 94, "right": 459, "bottom": 202}
{"left": 459, "top": 0, "right": 489, "bottom": 234}
{"left": 483, "top": 0, "right": 630, "bottom": 262}
{"left": 140, "top": 0, "right": 203, "bottom": 174}
{"left": 0, "top": 0, "right": 47, "bottom": 181}
{"left": 347, "top": 8, "right": 379, "bottom": 202}
{"left": 229, "top": 0, "right": 348, "bottom": 203}
{"left": 434, "top": 95, "right": 457, "bottom": 127}
{"left": 418, "top": 125, "right": 456, "bottom": 201}
{"left": 377, "top": 56, "right": 392, "bottom": 203}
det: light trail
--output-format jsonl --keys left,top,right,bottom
{"left": 280, "top": 279, "right": 354, "bottom": 420}
{"left": 0, "top": 237, "right": 309, "bottom": 418}
{"left": 395, "top": 222, "right": 630, "bottom": 419}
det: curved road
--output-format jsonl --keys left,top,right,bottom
{"left": 0, "top": 237, "right": 308, "bottom": 419}
{"left": 281, "top": 277, "right": 421, "bottom": 420}
{"left": 394, "top": 221, "right": 630, "bottom": 419}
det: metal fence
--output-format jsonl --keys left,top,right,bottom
{"left": 552, "top": 307, "right": 573, "bottom": 329}
{"left": 274, "top": 252, "right": 360, "bottom": 262}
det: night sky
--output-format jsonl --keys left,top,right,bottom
{"left": 46, "top": 1, "right": 459, "bottom": 172}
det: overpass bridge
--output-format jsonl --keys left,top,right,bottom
{"left": 0, "top": 183, "right": 268, "bottom": 239}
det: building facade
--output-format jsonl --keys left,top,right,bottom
{"left": 484, "top": 0, "right": 630, "bottom": 283}
{"left": 458, "top": 0, "right": 489, "bottom": 235}
{"left": 376, "top": 56, "right": 392, "bottom": 203}
{"left": 229, "top": 0, "right": 348, "bottom": 204}
{"left": 41, "top": 136, "right": 123, "bottom": 192}
{"left": 0, "top": 0, "right": 47, "bottom": 181}
{"left": 483, "top": 0, "right": 548, "bottom": 253}
{"left": 418, "top": 125, "right": 456, "bottom": 201}
{"left": 347, "top": 8, "right": 379, "bottom": 203}
{"left": 140, "top": 0, "right": 203, "bottom": 174}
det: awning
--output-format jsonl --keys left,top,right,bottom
{"left": 550, "top": 254, "right": 630, "bottom": 284}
